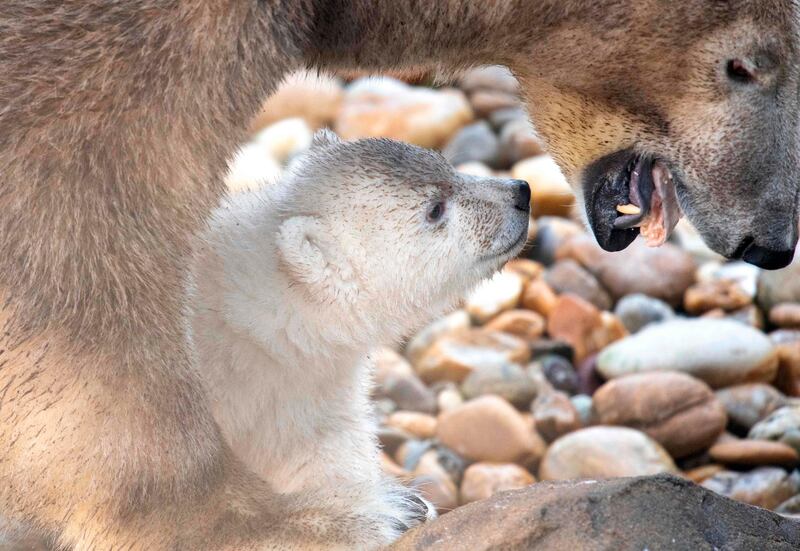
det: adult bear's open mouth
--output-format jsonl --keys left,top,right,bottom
{"left": 583, "top": 149, "right": 683, "bottom": 252}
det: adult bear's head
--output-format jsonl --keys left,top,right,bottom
{"left": 511, "top": 0, "right": 799, "bottom": 269}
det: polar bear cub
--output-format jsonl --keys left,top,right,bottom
{"left": 188, "top": 130, "right": 530, "bottom": 546}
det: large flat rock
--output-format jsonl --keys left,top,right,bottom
{"left": 391, "top": 474, "right": 800, "bottom": 551}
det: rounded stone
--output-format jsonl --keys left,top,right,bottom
{"left": 684, "top": 280, "right": 752, "bottom": 315}
{"left": 702, "top": 468, "right": 800, "bottom": 510}
{"left": 466, "top": 271, "right": 524, "bottom": 324}
{"left": 386, "top": 411, "right": 438, "bottom": 440}
{"left": 460, "top": 462, "right": 536, "bottom": 505}
{"left": 336, "top": 77, "right": 473, "bottom": 148}
{"left": 415, "top": 329, "right": 530, "bottom": 384}
{"left": 613, "top": 293, "right": 675, "bottom": 334}
{"left": 461, "top": 362, "right": 539, "bottom": 408}
{"left": 593, "top": 371, "right": 727, "bottom": 458}
{"left": 558, "top": 236, "right": 695, "bottom": 307}
{"left": 709, "top": 439, "right": 799, "bottom": 466}
{"left": 749, "top": 406, "right": 800, "bottom": 451}
{"left": 484, "top": 309, "right": 545, "bottom": 343}
{"left": 437, "top": 395, "right": 546, "bottom": 464}
{"left": 539, "top": 426, "right": 678, "bottom": 480}
{"left": 716, "top": 383, "right": 788, "bottom": 431}
{"left": 511, "top": 156, "right": 574, "bottom": 218}
{"left": 597, "top": 319, "right": 778, "bottom": 389}
{"left": 531, "top": 391, "right": 582, "bottom": 443}
{"left": 545, "top": 260, "right": 612, "bottom": 311}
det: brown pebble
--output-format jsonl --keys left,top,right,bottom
{"left": 484, "top": 309, "right": 546, "bottom": 342}
{"left": 709, "top": 439, "right": 799, "bottom": 466}
{"left": 684, "top": 280, "right": 751, "bottom": 315}
{"left": 770, "top": 303, "right": 800, "bottom": 329}
{"left": 460, "top": 462, "right": 535, "bottom": 505}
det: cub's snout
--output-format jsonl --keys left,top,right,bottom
{"left": 512, "top": 179, "right": 531, "bottom": 212}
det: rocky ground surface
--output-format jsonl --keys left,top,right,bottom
{"left": 235, "top": 67, "right": 800, "bottom": 548}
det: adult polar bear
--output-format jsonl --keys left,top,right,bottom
{"left": 0, "top": 1, "right": 798, "bottom": 550}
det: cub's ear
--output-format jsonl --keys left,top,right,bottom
{"left": 276, "top": 216, "right": 358, "bottom": 303}
{"left": 311, "top": 128, "right": 341, "bottom": 148}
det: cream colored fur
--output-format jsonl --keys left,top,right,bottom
{"left": 188, "top": 133, "right": 529, "bottom": 546}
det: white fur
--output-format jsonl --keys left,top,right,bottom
{"left": 188, "top": 135, "right": 528, "bottom": 547}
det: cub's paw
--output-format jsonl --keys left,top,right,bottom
{"left": 374, "top": 479, "right": 437, "bottom": 542}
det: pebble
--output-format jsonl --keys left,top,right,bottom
{"left": 511, "top": 156, "right": 574, "bottom": 218}
{"left": 749, "top": 406, "right": 800, "bottom": 452}
{"left": 484, "top": 309, "right": 545, "bottom": 342}
{"left": 442, "top": 121, "right": 500, "bottom": 167}
{"left": 772, "top": 331, "right": 800, "bottom": 397}
{"left": 456, "top": 161, "right": 493, "bottom": 177}
{"left": 547, "top": 295, "right": 626, "bottom": 362}
{"left": 461, "top": 361, "right": 539, "bottom": 408}
{"left": 459, "top": 462, "right": 535, "bottom": 505}
{"left": 503, "top": 259, "right": 545, "bottom": 282}
{"left": 702, "top": 468, "right": 800, "bottom": 510}
{"left": 469, "top": 90, "right": 521, "bottom": 118}
{"left": 381, "top": 452, "right": 410, "bottom": 479}
{"left": 251, "top": 70, "right": 343, "bottom": 131}
{"left": 530, "top": 340, "right": 575, "bottom": 363}
{"left": 528, "top": 217, "right": 585, "bottom": 266}
{"left": 576, "top": 354, "right": 604, "bottom": 396}
{"left": 465, "top": 271, "right": 524, "bottom": 324}
{"left": 757, "top": 258, "right": 800, "bottom": 312}
{"left": 373, "top": 349, "right": 437, "bottom": 414}
{"left": 538, "top": 354, "right": 579, "bottom": 395}
{"left": 487, "top": 107, "right": 527, "bottom": 131}
{"left": 437, "top": 395, "right": 546, "bottom": 465}
{"left": 544, "top": 260, "right": 612, "bottom": 311}
{"left": 252, "top": 117, "right": 313, "bottom": 164}
{"left": 437, "top": 385, "right": 464, "bottom": 413}
{"left": 593, "top": 372, "right": 727, "bottom": 458}
{"left": 684, "top": 464, "right": 725, "bottom": 484}
{"left": 498, "top": 119, "right": 546, "bottom": 166}
{"left": 696, "top": 261, "right": 759, "bottom": 299}
{"left": 570, "top": 394, "right": 595, "bottom": 426}
{"left": 531, "top": 391, "right": 582, "bottom": 443}
{"left": 336, "top": 77, "right": 473, "bottom": 148}
{"left": 416, "top": 329, "right": 530, "bottom": 384}
{"left": 597, "top": 318, "right": 778, "bottom": 389}
{"left": 539, "top": 426, "right": 677, "bottom": 480}
{"left": 386, "top": 411, "right": 438, "bottom": 440}
{"left": 716, "top": 383, "right": 788, "bottom": 431}
{"left": 613, "top": 293, "right": 675, "bottom": 333}
{"left": 770, "top": 303, "right": 800, "bottom": 329}
{"left": 411, "top": 450, "right": 459, "bottom": 514}
{"left": 520, "top": 278, "right": 559, "bottom": 318}
{"left": 683, "top": 279, "right": 752, "bottom": 315}
{"left": 224, "top": 142, "right": 283, "bottom": 194}
{"left": 709, "top": 439, "right": 799, "bottom": 466}
{"left": 559, "top": 236, "right": 696, "bottom": 307}
{"left": 458, "top": 65, "right": 519, "bottom": 96}
{"left": 405, "top": 309, "right": 471, "bottom": 367}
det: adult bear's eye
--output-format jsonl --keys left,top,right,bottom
{"left": 426, "top": 201, "right": 446, "bottom": 223}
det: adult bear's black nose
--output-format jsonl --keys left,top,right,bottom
{"left": 742, "top": 242, "right": 794, "bottom": 270}
{"left": 511, "top": 179, "right": 531, "bottom": 212}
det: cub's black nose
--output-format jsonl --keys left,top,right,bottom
{"left": 512, "top": 179, "right": 531, "bottom": 212}
{"left": 742, "top": 243, "right": 794, "bottom": 270}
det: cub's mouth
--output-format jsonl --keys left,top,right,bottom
{"left": 583, "top": 148, "right": 683, "bottom": 252}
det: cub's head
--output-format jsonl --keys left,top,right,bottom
{"left": 510, "top": 0, "right": 800, "bottom": 269}
{"left": 274, "top": 131, "right": 529, "bottom": 330}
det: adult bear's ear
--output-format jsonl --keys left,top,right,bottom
{"left": 276, "top": 216, "right": 358, "bottom": 303}
{"left": 311, "top": 128, "right": 341, "bottom": 148}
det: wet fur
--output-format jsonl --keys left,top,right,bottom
{"left": 0, "top": 1, "right": 798, "bottom": 549}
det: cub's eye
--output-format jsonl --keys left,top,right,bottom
{"left": 726, "top": 59, "right": 756, "bottom": 84}
{"left": 426, "top": 201, "right": 446, "bottom": 223}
